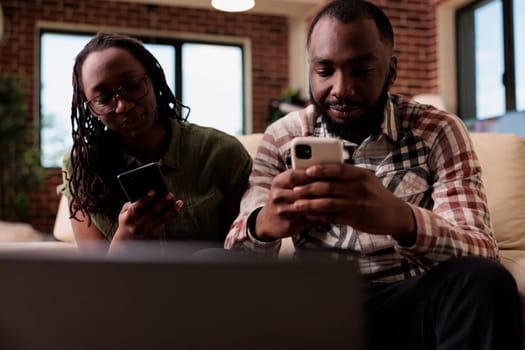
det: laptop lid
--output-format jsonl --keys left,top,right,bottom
{"left": 0, "top": 243, "right": 363, "bottom": 350}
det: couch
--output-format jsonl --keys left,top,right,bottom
{"left": 2, "top": 132, "right": 525, "bottom": 340}
{"left": 7, "top": 132, "right": 525, "bottom": 279}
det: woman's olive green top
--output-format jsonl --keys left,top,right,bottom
{"left": 57, "top": 119, "right": 253, "bottom": 241}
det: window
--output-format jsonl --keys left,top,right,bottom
{"left": 182, "top": 43, "right": 244, "bottom": 135}
{"left": 40, "top": 31, "right": 245, "bottom": 168}
{"left": 40, "top": 33, "right": 90, "bottom": 168}
{"left": 456, "top": 0, "right": 523, "bottom": 120}
{"left": 515, "top": 0, "right": 525, "bottom": 111}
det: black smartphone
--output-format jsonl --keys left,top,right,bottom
{"left": 117, "top": 162, "right": 170, "bottom": 202}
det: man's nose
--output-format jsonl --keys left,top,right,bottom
{"left": 331, "top": 71, "right": 355, "bottom": 99}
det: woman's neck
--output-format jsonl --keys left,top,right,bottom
{"left": 122, "top": 122, "right": 168, "bottom": 163}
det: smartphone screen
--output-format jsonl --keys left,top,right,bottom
{"left": 117, "top": 162, "right": 169, "bottom": 202}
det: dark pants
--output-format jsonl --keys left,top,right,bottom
{"left": 366, "top": 256, "right": 523, "bottom": 350}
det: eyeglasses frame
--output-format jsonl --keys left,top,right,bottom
{"left": 83, "top": 74, "right": 149, "bottom": 116}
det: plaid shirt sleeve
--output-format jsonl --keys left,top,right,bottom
{"left": 225, "top": 108, "right": 313, "bottom": 253}
{"left": 224, "top": 132, "right": 284, "bottom": 254}
{"left": 395, "top": 110, "right": 499, "bottom": 266}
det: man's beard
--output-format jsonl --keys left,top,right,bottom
{"left": 311, "top": 80, "right": 390, "bottom": 140}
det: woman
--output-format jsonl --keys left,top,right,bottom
{"left": 57, "top": 32, "right": 252, "bottom": 254}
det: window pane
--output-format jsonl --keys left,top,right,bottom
{"left": 145, "top": 44, "right": 176, "bottom": 94}
{"left": 474, "top": 1, "right": 505, "bottom": 119}
{"left": 40, "top": 33, "right": 90, "bottom": 168}
{"left": 515, "top": 0, "right": 525, "bottom": 111}
{"left": 182, "top": 43, "right": 243, "bottom": 135}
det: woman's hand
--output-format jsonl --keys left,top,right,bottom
{"left": 112, "top": 190, "right": 183, "bottom": 242}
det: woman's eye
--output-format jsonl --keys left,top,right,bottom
{"left": 94, "top": 95, "right": 113, "bottom": 105}
{"left": 124, "top": 80, "right": 142, "bottom": 92}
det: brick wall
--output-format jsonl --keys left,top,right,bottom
{"left": 0, "top": 0, "right": 439, "bottom": 232}
{"left": 377, "top": 0, "right": 439, "bottom": 94}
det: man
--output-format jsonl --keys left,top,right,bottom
{"left": 225, "top": 0, "right": 522, "bottom": 349}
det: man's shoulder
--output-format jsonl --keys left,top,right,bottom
{"left": 251, "top": 105, "right": 318, "bottom": 162}
{"left": 390, "top": 94, "right": 466, "bottom": 136}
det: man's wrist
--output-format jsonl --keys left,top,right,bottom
{"left": 394, "top": 204, "right": 417, "bottom": 246}
{"left": 247, "top": 207, "right": 276, "bottom": 242}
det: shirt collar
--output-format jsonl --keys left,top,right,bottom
{"left": 380, "top": 93, "right": 401, "bottom": 143}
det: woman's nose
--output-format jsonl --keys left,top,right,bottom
{"left": 114, "top": 94, "right": 136, "bottom": 114}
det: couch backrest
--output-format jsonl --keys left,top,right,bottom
{"left": 470, "top": 132, "right": 525, "bottom": 250}
{"left": 236, "top": 133, "right": 263, "bottom": 158}
{"left": 234, "top": 132, "right": 525, "bottom": 251}
{"left": 53, "top": 194, "right": 76, "bottom": 243}
{"left": 54, "top": 132, "right": 525, "bottom": 251}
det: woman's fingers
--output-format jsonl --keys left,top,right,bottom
{"left": 121, "top": 192, "right": 183, "bottom": 238}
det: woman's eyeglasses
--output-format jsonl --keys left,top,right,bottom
{"left": 84, "top": 74, "right": 149, "bottom": 115}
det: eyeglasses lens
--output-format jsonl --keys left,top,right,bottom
{"left": 87, "top": 76, "right": 148, "bottom": 115}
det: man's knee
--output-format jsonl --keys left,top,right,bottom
{"left": 439, "top": 256, "right": 516, "bottom": 294}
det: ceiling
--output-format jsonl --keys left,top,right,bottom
{"left": 115, "top": 0, "right": 326, "bottom": 18}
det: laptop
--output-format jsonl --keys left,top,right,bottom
{"left": 0, "top": 243, "right": 363, "bottom": 350}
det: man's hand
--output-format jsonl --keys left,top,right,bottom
{"left": 254, "top": 169, "right": 318, "bottom": 241}
{"left": 255, "top": 163, "right": 416, "bottom": 245}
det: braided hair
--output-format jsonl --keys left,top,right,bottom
{"left": 68, "top": 32, "right": 185, "bottom": 227}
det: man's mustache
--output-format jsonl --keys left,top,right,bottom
{"left": 324, "top": 99, "right": 365, "bottom": 108}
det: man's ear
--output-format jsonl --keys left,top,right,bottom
{"left": 389, "top": 56, "right": 398, "bottom": 86}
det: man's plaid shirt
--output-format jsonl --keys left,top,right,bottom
{"left": 225, "top": 94, "right": 498, "bottom": 282}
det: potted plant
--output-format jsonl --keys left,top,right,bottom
{"left": 0, "top": 75, "right": 44, "bottom": 222}
{"left": 268, "top": 87, "right": 306, "bottom": 123}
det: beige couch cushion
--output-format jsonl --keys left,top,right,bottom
{"left": 500, "top": 250, "right": 525, "bottom": 296}
{"left": 0, "top": 221, "right": 43, "bottom": 242}
{"left": 470, "top": 133, "right": 525, "bottom": 249}
{"left": 236, "top": 133, "right": 263, "bottom": 158}
{"left": 53, "top": 195, "right": 76, "bottom": 243}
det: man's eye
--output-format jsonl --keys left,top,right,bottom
{"left": 316, "top": 68, "right": 333, "bottom": 77}
{"left": 352, "top": 67, "right": 374, "bottom": 76}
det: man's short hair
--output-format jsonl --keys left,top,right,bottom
{"left": 307, "top": 0, "right": 394, "bottom": 49}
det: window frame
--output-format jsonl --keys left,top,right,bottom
{"left": 456, "top": 0, "right": 519, "bottom": 119}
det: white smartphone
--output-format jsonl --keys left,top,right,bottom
{"left": 290, "top": 137, "right": 344, "bottom": 169}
